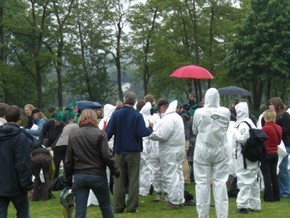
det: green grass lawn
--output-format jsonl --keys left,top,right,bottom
{"left": 8, "top": 183, "right": 290, "bottom": 217}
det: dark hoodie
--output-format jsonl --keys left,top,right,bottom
{"left": 0, "top": 123, "right": 34, "bottom": 196}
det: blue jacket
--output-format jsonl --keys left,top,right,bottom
{"left": 0, "top": 123, "right": 34, "bottom": 196}
{"left": 26, "top": 118, "right": 47, "bottom": 136}
{"left": 106, "top": 106, "right": 153, "bottom": 154}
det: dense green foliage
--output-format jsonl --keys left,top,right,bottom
{"left": 227, "top": 0, "right": 290, "bottom": 110}
{"left": 0, "top": 0, "right": 289, "bottom": 109}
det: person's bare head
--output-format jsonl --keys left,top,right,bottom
{"left": 156, "top": 98, "right": 169, "bottom": 114}
{"left": 136, "top": 100, "right": 146, "bottom": 112}
{"left": 123, "top": 91, "right": 137, "bottom": 106}
{"left": 144, "top": 94, "right": 155, "bottom": 105}
{"left": 268, "top": 97, "right": 285, "bottom": 117}
{"left": 5, "top": 105, "right": 22, "bottom": 124}
{"left": 78, "top": 109, "right": 98, "bottom": 127}
{"left": 24, "top": 104, "right": 34, "bottom": 116}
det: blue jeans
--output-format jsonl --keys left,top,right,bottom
{"left": 278, "top": 147, "right": 290, "bottom": 198}
{"left": 72, "top": 173, "right": 114, "bottom": 218}
{"left": 0, "top": 192, "right": 30, "bottom": 218}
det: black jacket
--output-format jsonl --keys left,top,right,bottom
{"left": 277, "top": 112, "right": 290, "bottom": 147}
{"left": 64, "top": 123, "right": 120, "bottom": 187}
{"left": 25, "top": 115, "right": 34, "bottom": 129}
{"left": 0, "top": 123, "right": 34, "bottom": 196}
{"left": 39, "top": 119, "right": 64, "bottom": 148}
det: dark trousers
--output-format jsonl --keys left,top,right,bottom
{"left": 0, "top": 192, "right": 30, "bottom": 218}
{"left": 260, "top": 153, "right": 280, "bottom": 201}
{"left": 53, "top": 146, "right": 67, "bottom": 179}
{"left": 31, "top": 152, "right": 52, "bottom": 201}
{"left": 113, "top": 153, "right": 140, "bottom": 213}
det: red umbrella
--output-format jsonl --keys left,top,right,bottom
{"left": 170, "top": 65, "right": 214, "bottom": 79}
{"left": 170, "top": 65, "right": 214, "bottom": 102}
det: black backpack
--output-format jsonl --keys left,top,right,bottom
{"left": 240, "top": 121, "right": 268, "bottom": 169}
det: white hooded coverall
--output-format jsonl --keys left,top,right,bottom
{"left": 149, "top": 112, "right": 165, "bottom": 194}
{"left": 192, "top": 88, "right": 230, "bottom": 218}
{"left": 139, "top": 102, "right": 153, "bottom": 196}
{"left": 87, "top": 104, "right": 116, "bottom": 207}
{"left": 150, "top": 100, "right": 185, "bottom": 205}
{"left": 234, "top": 102, "right": 261, "bottom": 210}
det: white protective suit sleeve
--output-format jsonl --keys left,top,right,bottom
{"left": 150, "top": 101, "right": 177, "bottom": 143}
{"left": 149, "top": 119, "right": 174, "bottom": 142}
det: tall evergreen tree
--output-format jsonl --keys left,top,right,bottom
{"left": 227, "top": 0, "right": 290, "bottom": 109}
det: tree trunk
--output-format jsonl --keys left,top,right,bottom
{"left": 193, "top": 1, "right": 200, "bottom": 102}
{"left": 208, "top": 1, "right": 214, "bottom": 91}
{"left": 142, "top": 9, "right": 158, "bottom": 96}
{"left": 56, "top": 61, "right": 63, "bottom": 107}
{"left": 36, "top": 65, "right": 43, "bottom": 109}
{"left": 116, "top": 22, "right": 123, "bottom": 100}
{"left": 252, "top": 79, "right": 264, "bottom": 111}
{"left": 56, "top": 29, "right": 64, "bottom": 107}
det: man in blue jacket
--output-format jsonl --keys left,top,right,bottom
{"left": 106, "top": 91, "right": 153, "bottom": 214}
{"left": 0, "top": 105, "right": 34, "bottom": 218}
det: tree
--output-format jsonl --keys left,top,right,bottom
{"left": 128, "top": 0, "right": 161, "bottom": 96}
{"left": 227, "top": 0, "right": 290, "bottom": 110}
{"left": 64, "top": 0, "right": 114, "bottom": 104}
{"left": 0, "top": 1, "right": 6, "bottom": 102}
{"left": 134, "top": 0, "right": 240, "bottom": 101}
{"left": 45, "top": 0, "right": 76, "bottom": 108}
{"left": 4, "top": 0, "right": 54, "bottom": 108}
{"left": 106, "top": 0, "right": 133, "bottom": 101}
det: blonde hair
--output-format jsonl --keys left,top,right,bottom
{"left": 24, "top": 104, "right": 34, "bottom": 111}
{"left": 78, "top": 109, "right": 98, "bottom": 127}
{"left": 263, "top": 109, "right": 276, "bottom": 122}
{"left": 39, "top": 112, "right": 47, "bottom": 120}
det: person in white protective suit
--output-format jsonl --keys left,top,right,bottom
{"left": 87, "top": 104, "right": 116, "bottom": 207}
{"left": 192, "top": 88, "right": 230, "bottom": 218}
{"left": 234, "top": 102, "right": 261, "bottom": 214}
{"left": 139, "top": 102, "right": 153, "bottom": 196}
{"left": 149, "top": 98, "right": 169, "bottom": 201}
{"left": 150, "top": 100, "right": 185, "bottom": 208}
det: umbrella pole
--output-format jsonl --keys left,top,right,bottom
{"left": 194, "top": 79, "right": 199, "bottom": 103}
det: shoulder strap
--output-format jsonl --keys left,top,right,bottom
{"left": 242, "top": 121, "right": 252, "bottom": 129}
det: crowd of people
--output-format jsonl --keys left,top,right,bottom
{"left": 0, "top": 89, "right": 290, "bottom": 218}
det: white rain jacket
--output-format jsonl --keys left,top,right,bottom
{"left": 150, "top": 100, "right": 185, "bottom": 204}
{"left": 139, "top": 102, "right": 153, "bottom": 196}
{"left": 234, "top": 102, "right": 261, "bottom": 210}
{"left": 98, "top": 104, "right": 116, "bottom": 130}
{"left": 140, "top": 102, "right": 152, "bottom": 159}
{"left": 192, "top": 88, "right": 230, "bottom": 218}
{"left": 88, "top": 104, "right": 116, "bottom": 207}
{"left": 148, "top": 112, "right": 164, "bottom": 194}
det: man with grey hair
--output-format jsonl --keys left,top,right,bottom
{"left": 106, "top": 91, "right": 153, "bottom": 214}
